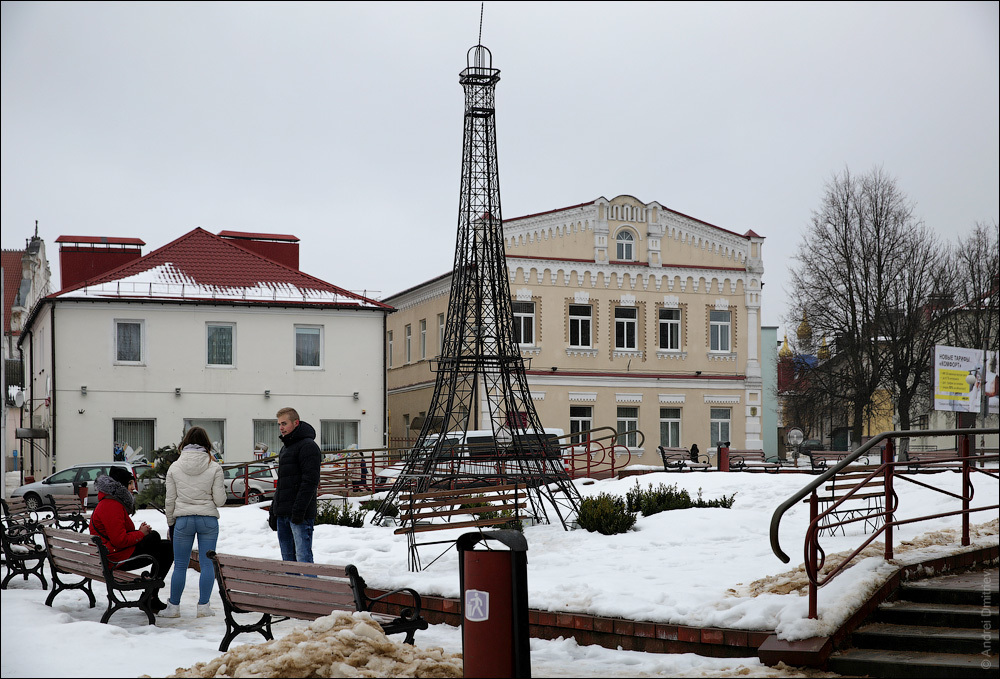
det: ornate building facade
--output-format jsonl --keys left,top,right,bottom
{"left": 386, "top": 194, "right": 766, "bottom": 466}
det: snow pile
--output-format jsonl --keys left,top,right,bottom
{"left": 167, "top": 611, "right": 462, "bottom": 678}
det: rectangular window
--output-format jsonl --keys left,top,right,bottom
{"left": 710, "top": 310, "right": 731, "bottom": 352}
{"left": 320, "top": 420, "right": 360, "bottom": 453}
{"left": 658, "top": 309, "right": 680, "bottom": 350}
{"left": 113, "top": 419, "right": 155, "bottom": 461}
{"left": 710, "top": 408, "right": 731, "bottom": 449}
{"left": 183, "top": 418, "right": 225, "bottom": 461}
{"left": 438, "top": 313, "right": 445, "bottom": 353}
{"left": 570, "top": 405, "right": 592, "bottom": 445}
{"left": 419, "top": 319, "right": 427, "bottom": 359}
{"left": 617, "top": 406, "right": 639, "bottom": 448}
{"left": 405, "top": 324, "right": 412, "bottom": 363}
{"left": 295, "top": 326, "right": 322, "bottom": 368}
{"left": 659, "top": 408, "right": 681, "bottom": 448}
{"left": 387, "top": 330, "right": 393, "bottom": 368}
{"left": 512, "top": 301, "right": 535, "bottom": 345}
{"left": 252, "top": 419, "right": 281, "bottom": 457}
{"left": 207, "top": 323, "right": 235, "bottom": 366}
{"left": 115, "top": 320, "right": 144, "bottom": 364}
{"left": 615, "top": 307, "right": 637, "bottom": 350}
{"left": 569, "top": 304, "right": 592, "bottom": 348}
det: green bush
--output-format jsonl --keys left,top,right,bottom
{"left": 576, "top": 493, "right": 637, "bottom": 535}
{"left": 134, "top": 444, "right": 179, "bottom": 509}
{"left": 624, "top": 481, "right": 736, "bottom": 517}
{"left": 460, "top": 496, "right": 523, "bottom": 532}
{"left": 315, "top": 501, "right": 366, "bottom": 527}
{"left": 360, "top": 498, "right": 398, "bottom": 517}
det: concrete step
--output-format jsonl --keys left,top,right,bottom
{"left": 876, "top": 600, "right": 998, "bottom": 628}
{"left": 899, "top": 569, "right": 999, "bottom": 607}
{"left": 853, "top": 622, "right": 998, "bottom": 655}
{"left": 828, "top": 648, "right": 998, "bottom": 679}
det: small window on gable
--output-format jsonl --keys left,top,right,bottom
{"left": 616, "top": 230, "right": 635, "bottom": 261}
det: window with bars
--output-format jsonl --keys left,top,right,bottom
{"left": 115, "top": 320, "right": 144, "bottom": 363}
{"left": 207, "top": 323, "right": 235, "bottom": 366}
{"left": 512, "top": 301, "right": 535, "bottom": 345}
{"left": 295, "top": 326, "right": 322, "bottom": 368}
{"left": 658, "top": 308, "right": 681, "bottom": 350}
{"left": 320, "top": 420, "right": 359, "bottom": 453}
{"left": 617, "top": 406, "right": 639, "bottom": 447}
{"left": 569, "top": 304, "right": 592, "bottom": 348}
{"left": 615, "top": 307, "right": 637, "bottom": 350}
{"left": 113, "top": 419, "right": 155, "bottom": 459}
{"left": 659, "top": 408, "right": 681, "bottom": 448}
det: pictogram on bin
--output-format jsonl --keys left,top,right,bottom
{"left": 457, "top": 530, "right": 530, "bottom": 678}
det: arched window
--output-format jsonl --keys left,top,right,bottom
{"left": 616, "top": 230, "right": 635, "bottom": 261}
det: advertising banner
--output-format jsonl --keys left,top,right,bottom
{"left": 934, "top": 345, "right": 999, "bottom": 414}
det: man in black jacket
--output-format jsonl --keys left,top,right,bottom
{"left": 269, "top": 407, "right": 321, "bottom": 562}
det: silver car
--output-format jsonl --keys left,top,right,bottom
{"left": 11, "top": 462, "right": 152, "bottom": 510}
{"left": 222, "top": 463, "right": 278, "bottom": 504}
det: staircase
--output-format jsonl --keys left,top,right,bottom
{"left": 828, "top": 567, "right": 999, "bottom": 678}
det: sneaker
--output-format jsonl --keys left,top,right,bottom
{"left": 196, "top": 603, "right": 215, "bottom": 618}
{"left": 159, "top": 602, "right": 180, "bottom": 618}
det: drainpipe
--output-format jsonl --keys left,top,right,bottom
{"left": 50, "top": 304, "right": 56, "bottom": 471}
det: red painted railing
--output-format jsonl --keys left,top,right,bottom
{"left": 770, "top": 427, "right": 999, "bottom": 619}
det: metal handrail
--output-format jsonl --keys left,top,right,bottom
{"left": 770, "top": 427, "right": 999, "bottom": 564}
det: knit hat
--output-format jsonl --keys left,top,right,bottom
{"left": 108, "top": 466, "right": 134, "bottom": 487}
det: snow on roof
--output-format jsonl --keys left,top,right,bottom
{"left": 54, "top": 228, "right": 388, "bottom": 309}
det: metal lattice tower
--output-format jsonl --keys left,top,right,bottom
{"left": 376, "top": 44, "right": 580, "bottom": 531}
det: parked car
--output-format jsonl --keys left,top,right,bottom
{"left": 11, "top": 462, "right": 152, "bottom": 510}
{"left": 222, "top": 463, "right": 278, "bottom": 504}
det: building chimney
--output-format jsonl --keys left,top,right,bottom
{"left": 218, "top": 231, "right": 300, "bottom": 270}
{"left": 55, "top": 236, "right": 145, "bottom": 291}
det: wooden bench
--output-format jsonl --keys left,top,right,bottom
{"left": 2, "top": 495, "right": 88, "bottom": 532}
{"left": 804, "top": 465, "right": 885, "bottom": 536}
{"left": 394, "top": 483, "right": 526, "bottom": 571}
{"left": 207, "top": 551, "right": 428, "bottom": 652}
{"left": 40, "top": 526, "right": 164, "bottom": 624}
{"left": 728, "top": 450, "right": 782, "bottom": 473}
{"left": 803, "top": 450, "right": 870, "bottom": 473}
{"left": 1, "top": 512, "right": 48, "bottom": 589}
{"left": 657, "top": 446, "right": 710, "bottom": 471}
{"left": 905, "top": 450, "right": 963, "bottom": 472}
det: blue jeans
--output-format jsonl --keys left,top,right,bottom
{"left": 169, "top": 515, "right": 220, "bottom": 605}
{"left": 276, "top": 516, "right": 314, "bottom": 563}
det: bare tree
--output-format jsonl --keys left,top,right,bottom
{"left": 940, "top": 221, "right": 1000, "bottom": 357}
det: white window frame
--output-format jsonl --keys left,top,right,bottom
{"left": 419, "top": 319, "right": 427, "bottom": 359}
{"left": 570, "top": 405, "right": 593, "bottom": 445}
{"left": 294, "top": 325, "right": 323, "bottom": 369}
{"left": 114, "top": 319, "right": 145, "bottom": 365}
{"left": 387, "top": 330, "right": 393, "bottom": 368}
{"left": 438, "top": 313, "right": 445, "bottom": 353}
{"left": 710, "top": 408, "right": 732, "bottom": 450}
{"left": 658, "top": 308, "right": 681, "bottom": 351}
{"left": 617, "top": 406, "right": 639, "bottom": 448}
{"left": 206, "top": 322, "right": 235, "bottom": 368}
{"left": 320, "top": 420, "right": 360, "bottom": 454}
{"left": 710, "top": 310, "right": 732, "bottom": 352}
{"left": 405, "top": 324, "right": 412, "bottom": 363}
{"left": 659, "top": 407, "right": 681, "bottom": 448}
{"left": 614, "top": 307, "right": 637, "bottom": 350}
{"left": 512, "top": 301, "right": 535, "bottom": 346}
{"left": 569, "top": 304, "right": 592, "bottom": 348}
{"left": 616, "top": 229, "right": 635, "bottom": 261}
{"left": 252, "top": 419, "right": 281, "bottom": 457}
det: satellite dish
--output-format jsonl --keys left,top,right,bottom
{"left": 786, "top": 427, "right": 804, "bottom": 447}
{"left": 13, "top": 390, "right": 25, "bottom": 408}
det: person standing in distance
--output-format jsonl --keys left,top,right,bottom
{"left": 268, "top": 407, "right": 321, "bottom": 562}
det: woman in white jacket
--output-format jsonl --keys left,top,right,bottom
{"left": 161, "top": 426, "right": 227, "bottom": 618}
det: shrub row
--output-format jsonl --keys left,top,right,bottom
{"left": 576, "top": 481, "right": 736, "bottom": 535}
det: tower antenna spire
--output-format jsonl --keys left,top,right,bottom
{"left": 478, "top": 3, "right": 484, "bottom": 45}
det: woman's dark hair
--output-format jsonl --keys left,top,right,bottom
{"left": 179, "top": 426, "right": 213, "bottom": 453}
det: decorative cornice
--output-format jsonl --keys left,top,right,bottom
{"left": 658, "top": 394, "right": 686, "bottom": 404}
{"left": 707, "top": 352, "right": 737, "bottom": 362}
{"left": 568, "top": 391, "right": 597, "bottom": 402}
{"left": 704, "top": 395, "right": 741, "bottom": 404}
{"left": 615, "top": 393, "right": 643, "bottom": 403}
{"left": 655, "top": 350, "right": 688, "bottom": 360}
{"left": 565, "top": 348, "right": 599, "bottom": 358}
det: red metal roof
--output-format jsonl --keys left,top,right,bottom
{"left": 217, "top": 230, "right": 299, "bottom": 242}
{"left": 55, "top": 235, "right": 146, "bottom": 246}
{"left": 54, "top": 228, "right": 390, "bottom": 309}
{"left": 2, "top": 250, "right": 24, "bottom": 335}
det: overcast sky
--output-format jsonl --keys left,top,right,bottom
{"left": 2, "top": 1, "right": 998, "bottom": 338}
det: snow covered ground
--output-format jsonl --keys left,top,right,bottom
{"left": 2, "top": 468, "right": 996, "bottom": 677}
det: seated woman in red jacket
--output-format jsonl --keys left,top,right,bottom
{"left": 89, "top": 465, "right": 172, "bottom": 612}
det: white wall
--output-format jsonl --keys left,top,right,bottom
{"left": 36, "top": 300, "right": 385, "bottom": 471}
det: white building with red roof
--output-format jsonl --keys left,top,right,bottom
{"left": 16, "top": 228, "right": 391, "bottom": 477}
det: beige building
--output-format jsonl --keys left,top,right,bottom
{"left": 385, "top": 195, "right": 765, "bottom": 467}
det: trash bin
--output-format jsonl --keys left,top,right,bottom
{"left": 457, "top": 530, "right": 530, "bottom": 679}
{"left": 717, "top": 442, "right": 731, "bottom": 471}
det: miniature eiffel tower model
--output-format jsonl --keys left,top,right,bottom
{"left": 375, "top": 44, "right": 581, "bottom": 535}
